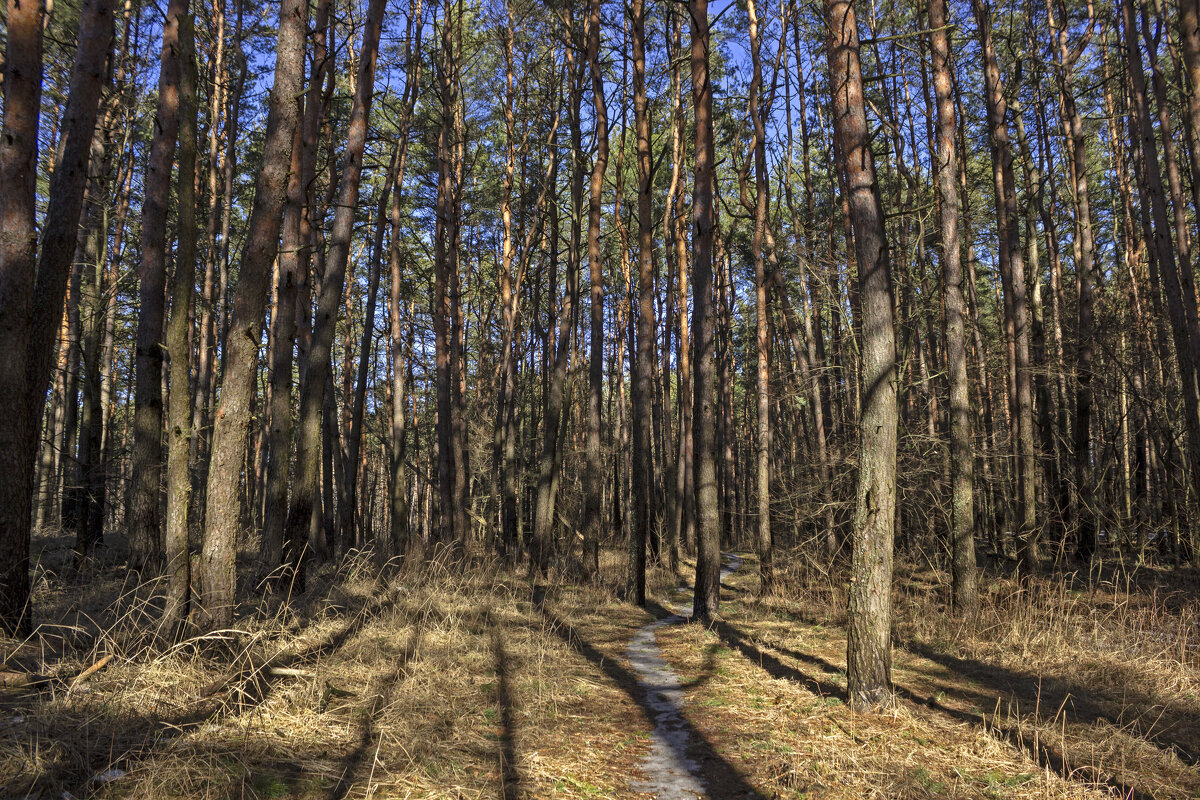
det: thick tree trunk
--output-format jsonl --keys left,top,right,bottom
{"left": 690, "top": 0, "right": 721, "bottom": 623}
{"left": 198, "top": 0, "right": 308, "bottom": 628}
{"left": 0, "top": 0, "right": 45, "bottom": 635}
{"left": 628, "top": 0, "right": 655, "bottom": 605}
{"left": 824, "top": 0, "right": 898, "bottom": 712}
{"left": 1, "top": 0, "right": 114, "bottom": 634}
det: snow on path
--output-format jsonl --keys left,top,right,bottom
{"left": 625, "top": 553, "right": 743, "bottom": 799}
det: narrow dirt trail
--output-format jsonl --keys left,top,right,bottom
{"left": 625, "top": 553, "right": 743, "bottom": 799}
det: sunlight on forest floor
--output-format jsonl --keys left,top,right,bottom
{"left": 1, "top": 533, "right": 1198, "bottom": 799}
{"left": 659, "top": 551, "right": 1200, "bottom": 799}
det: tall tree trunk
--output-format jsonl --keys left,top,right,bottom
{"left": 193, "top": 0, "right": 226, "bottom": 476}
{"left": 261, "top": 131, "right": 303, "bottom": 573}
{"left": 1049, "top": 5, "right": 1099, "bottom": 560}
{"left": 825, "top": 0, "right": 898, "bottom": 712}
{"left": 285, "top": 0, "right": 386, "bottom": 575}
{"left": 533, "top": 9, "right": 583, "bottom": 576}
{"left": 1123, "top": 0, "right": 1200, "bottom": 543}
{"left": 164, "top": 11, "right": 198, "bottom": 631}
{"left": 628, "top": 0, "right": 655, "bottom": 605}
{"left": 0, "top": 0, "right": 45, "bottom": 634}
{"left": 930, "top": 0, "right": 976, "bottom": 614}
{"left": 970, "top": 0, "right": 1038, "bottom": 569}
{"left": 194, "top": 4, "right": 245, "bottom": 533}
{"left": 786, "top": 30, "right": 834, "bottom": 558}
{"left": 493, "top": 1, "right": 520, "bottom": 562}
{"left": 690, "top": 0, "right": 721, "bottom": 623}
{"left": 130, "top": 0, "right": 189, "bottom": 571}
{"left": 348, "top": 145, "right": 402, "bottom": 553}
{"left": 1, "top": 0, "right": 114, "bottom": 633}
{"left": 74, "top": 130, "right": 111, "bottom": 562}
{"left": 582, "top": 0, "right": 608, "bottom": 581}
{"left": 746, "top": 0, "right": 773, "bottom": 594}
{"left": 433, "top": 0, "right": 460, "bottom": 551}
{"left": 198, "top": 0, "right": 308, "bottom": 628}
{"left": 388, "top": 3, "right": 422, "bottom": 564}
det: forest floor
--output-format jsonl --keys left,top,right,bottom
{"left": 2, "top": 531, "right": 1199, "bottom": 799}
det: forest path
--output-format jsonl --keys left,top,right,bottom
{"left": 625, "top": 553, "right": 743, "bottom": 799}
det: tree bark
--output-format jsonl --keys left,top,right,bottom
{"left": 930, "top": 0, "right": 976, "bottom": 614}
{"left": 0, "top": 0, "right": 46, "bottom": 635}
{"left": 628, "top": 0, "right": 655, "bottom": 605}
{"left": 746, "top": 0, "right": 773, "bottom": 594}
{"left": 1048, "top": 4, "right": 1098, "bottom": 560}
{"left": 1, "top": 0, "right": 114, "bottom": 633}
{"left": 130, "top": 0, "right": 189, "bottom": 572}
{"left": 164, "top": 10, "right": 198, "bottom": 632}
{"left": 533, "top": 7, "right": 584, "bottom": 577}
{"left": 433, "top": 0, "right": 460, "bottom": 551}
{"left": 690, "top": 0, "right": 721, "bottom": 623}
{"left": 970, "top": 0, "right": 1038, "bottom": 569}
{"left": 284, "top": 0, "right": 386, "bottom": 574}
{"left": 824, "top": 0, "right": 898, "bottom": 712}
{"left": 582, "top": 0, "right": 609, "bottom": 581}
{"left": 388, "top": 3, "right": 422, "bottom": 564}
{"left": 1123, "top": 0, "right": 1200, "bottom": 546}
{"left": 198, "top": 0, "right": 308, "bottom": 628}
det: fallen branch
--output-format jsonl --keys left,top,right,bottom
{"left": 0, "top": 670, "right": 52, "bottom": 690}
{"left": 68, "top": 654, "right": 114, "bottom": 692}
{"left": 267, "top": 666, "right": 315, "bottom": 679}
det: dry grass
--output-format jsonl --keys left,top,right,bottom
{"left": 5, "top": 532, "right": 1197, "bottom": 799}
{"left": 667, "top": 548, "right": 1200, "bottom": 799}
{"left": 1, "top": 541, "right": 682, "bottom": 799}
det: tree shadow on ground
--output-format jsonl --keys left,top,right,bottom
{"left": 1, "top": 580, "right": 413, "bottom": 798}
{"left": 323, "top": 623, "right": 422, "bottom": 800}
{"left": 535, "top": 593, "right": 765, "bottom": 799}
{"left": 713, "top": 620, "right": 1162, "bottom": 800}
{"left": 490, "top": 622, "right": 523, "bottom": 800}
{"left": 901, "top": 639, "right": 1200, "bottom": 767}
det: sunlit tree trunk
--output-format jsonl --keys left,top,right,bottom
{"left": 388, "top": 4, "right": 422, "bottom": 564}
{"left": 746, "top": 0, "right": 773, "bottom": 593}
{"left": 284, "top": 0, "right": 386, "bottom": 574}
{"left": 930, "top": 0, "right": 976, "bottom": 614}
{"left": 825, "top": 0, "right": 898, "bottom": 712}
{"left": 970, "top": 0, "right": 1038, "bottom": 569}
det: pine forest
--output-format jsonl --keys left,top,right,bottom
{"left": 2, "top": 0, "right": 1200, "bottom": 796}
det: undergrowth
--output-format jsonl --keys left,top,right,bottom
{"left": 3, "top": 532, "right": 1198, "bottom": 799}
